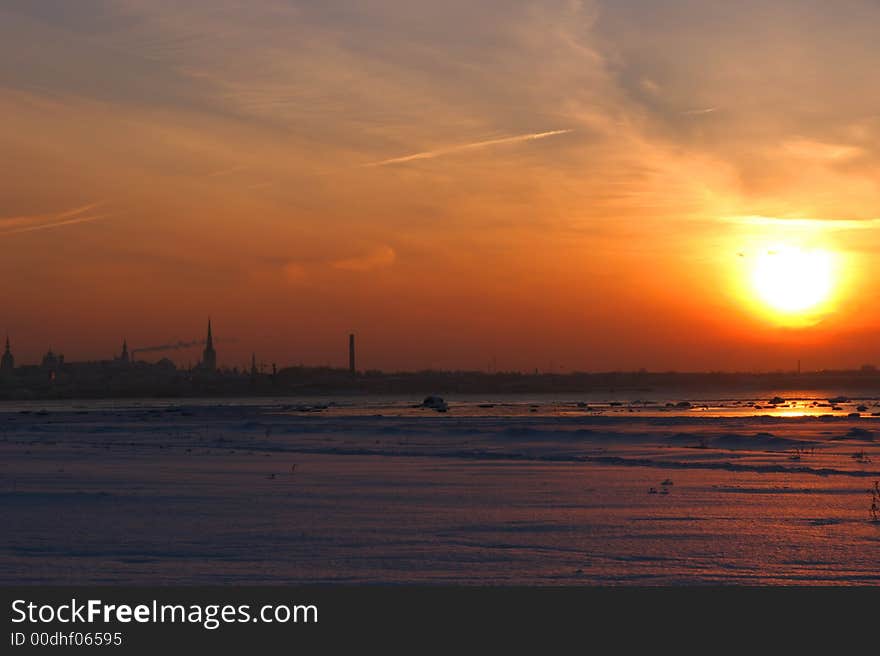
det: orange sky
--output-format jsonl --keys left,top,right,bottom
{"left": 2, "top": 1, "right": 880, "bottom": 372}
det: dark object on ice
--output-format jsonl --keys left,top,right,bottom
{"left": 847, "top": 412, "right": 861, "bottom": 418}
{"left": 661, "top": 479, "right": 674, "bottom": 486}
{"left": 870, "top": 481, "right": 879, "bottom": 522}
{"left": 769, "top": 396, "right": 785, "bottom": 405}
{"left": 422, "top": 396, "right": 449, "bottom": 412}
{"left": 665, "top": 402, "right": 675, "bottom": 407}
{"left": 675, "top": 401, "right": 691, "bottom": 408}
{"left": 857, "top": 405, "right": 868, "bottom": 412}
{"left": 660, "top": 488, "right": 669, "bottom": 495}
{"left": 648, "top": 487, "right": 658, "bottom": 494}
{"left": 828, "top": 396, "right": 850, "bottom": 404}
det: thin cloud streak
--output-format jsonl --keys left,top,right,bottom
{"left": 0, "top": 202, "right": 105, "bottom": 229}
{"left": 724, "top": 215, "right": 880, "bottom": 231}
{"left": 0, "top": 212, "right": 116, "bottom": 236}
{"left": 332, "top": 245, "right": 396, "bottom": 272}
{"left": 205, "top": 165, "right": 249, "bottom": 178}
{"left": 362, "top": 129, "right": 574, "bottom": 167}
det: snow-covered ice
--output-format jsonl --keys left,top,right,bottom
{"left": 2, "top": 394, "right": 879, "bottom": 584}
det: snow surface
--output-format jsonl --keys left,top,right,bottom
{"left": 2, "top": 395, "right": 879, "bottom": 584}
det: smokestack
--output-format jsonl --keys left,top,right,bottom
{"left": 349, "top": 333, "right": 356, "bottom": 374}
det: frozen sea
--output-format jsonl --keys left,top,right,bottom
{"left": 2, "top": 392, "right": 880, "bottom": 585}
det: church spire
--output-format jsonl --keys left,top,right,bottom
{"left": 201, "top": 318, "right": 217, "bottom": 372}
{"left": 1, "top": 335, "right": 14, "bottom": 371}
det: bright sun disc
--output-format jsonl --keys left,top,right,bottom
{"left": 751, "top": 246, "right": 834, "bottom": 313}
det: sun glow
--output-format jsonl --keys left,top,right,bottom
{"left": 750, "top": 246, "right": 836, "bottom": 314}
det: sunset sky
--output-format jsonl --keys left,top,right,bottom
{"left": 2, "top": 1, "right": 880, "bottom": 372}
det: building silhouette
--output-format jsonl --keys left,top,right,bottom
{"left": 117, "top": 339, "right": 130, "bottom": 364}
{"left": 201, "top": 320, "right": 217, "bottom": 372}
{"left": 1, "top": 336, "right": 13, "bottom": 371}
{"left": 41, "top": 349, "right": 63, "bottom": 370}
{"left": 349, "top": 333, "right": 356, "bottom": 374}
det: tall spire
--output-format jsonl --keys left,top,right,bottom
{"left": 2, "top": 335, "right": 14, "bottom": 371}
{"left": 201, "top": 318, "right": 217, "bottom": 372}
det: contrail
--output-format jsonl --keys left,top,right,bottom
{"left": 0, "top": 212, "right": 115, "bottom": 235}
{"left": 362, "top": 129, "right": 574, "bottom": 167}
{"left": 0, "top": 202, "right": 105, "bottom": 229}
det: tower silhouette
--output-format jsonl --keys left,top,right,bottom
{"left": 202, "top": 319, "right": 217, "bottom": 372}
{"left": 349, "top": 333, "right": 356, "bottom": 374}
{"left": 1, "top": 336, "right": 13, "bottom": 371}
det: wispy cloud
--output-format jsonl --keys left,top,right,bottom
{"left": 361, "top": 129, "right": 574, "bottom": 167}
{"left": 205, "top": 164, "right": 249, "bottom": 178}
{"left": 782, "top": 138, "right": 864, "bottom": 161}
{"left": 724, "top": 215, "right": 880, "bottom": 231}
{"left": 275, "top": 244, "right": 398, "bottom": 285}
{"left": 0, "top": 202, "right": 115, "bottom": 235}
{"left": 683, "top": 107, "right": 717, "bottom": 116}
{"left": 0, "top": 202, "right": 102, "bottom": 228}
{"left": 1, "top": 213, "right": 115, "bottom": 235}
{"left": 332, "top": 245, "right": 396, "bottom": 272}
{"left": 246, "top": 181, "right": 274, "bottom": 190}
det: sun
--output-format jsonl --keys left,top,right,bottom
{"left": 750, "top": 246, "right": 835, "bottom": 314}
